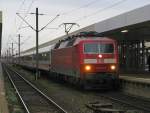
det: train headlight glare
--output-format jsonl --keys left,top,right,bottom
{"left": 110, "top": 65, "right": 116, "bottom": 70}
{"left": 98, "top": 54, "right": 102, "bottom": 58}
{"left": 85, "top": 65, "right": 91, "bottom": 71}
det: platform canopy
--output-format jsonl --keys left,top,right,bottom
{"left": 94, "top": 4, "right": 150, "bottom": 41}
{"left": 69, "top": 4, "right": 150, "bottom": 41}
{"left": 0, "top": 11, "right": 2, "bottom": 57}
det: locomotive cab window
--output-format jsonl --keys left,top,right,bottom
{"left": 84, "top": 43, "right": 114, "bottom": 54}
{"left": 84, "top": 43, "right": 99, "bottom": 53}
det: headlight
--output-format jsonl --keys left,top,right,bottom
{"left": 110, "top": 65, "right": 116, "bottom": 70}
{"left": 84, "top": 65, "right": 91, "bottom": 71}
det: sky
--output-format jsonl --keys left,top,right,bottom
{"left": 1, "top": 0, "right": 150, "bottom": 55}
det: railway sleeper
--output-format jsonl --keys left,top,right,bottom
{"left": 86, "top": 101, "right": 125, "bottom": 113}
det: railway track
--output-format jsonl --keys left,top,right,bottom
{"left": 97, "top": 92, "right": 150, "bottom": 113}
{"left": 3, "top": 64, "right": 67, "bottom": 113}
{"left": 3, "top": 64, "right": 150, "bottom": 113}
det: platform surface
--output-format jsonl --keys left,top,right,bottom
{"left": 0, "top": 62, "right": 9, "bottom": 113}
{"left": 120, "top": 73, "right": 150, "bottom": 84}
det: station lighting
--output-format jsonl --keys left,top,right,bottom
{"left": 121, "top": 29, "right": 128, "bottom": 33}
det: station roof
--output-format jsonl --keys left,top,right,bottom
{"left": 94, "top": 4, "right": 150, "bottom": 41}
{"left": 70, "top": 4, "right": 150, "bottom": 41}
{"left": 22, "top": 4, "right": 150, "bottom": 54}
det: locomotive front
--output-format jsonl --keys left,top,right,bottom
{"left": 79, "top": 38, "right": 119, "bottom": 89}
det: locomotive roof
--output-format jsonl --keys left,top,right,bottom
{"left": 74, "top": 37, "right": 116, "bottom": 45}
{"left": 18, "top": 36, "right": 115, "bottom": 57}
{"left": 54, "top": 36, "right": 115, "bottom": 49}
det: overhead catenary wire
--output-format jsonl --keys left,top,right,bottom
{"left": 75, "top": 0, "right": 128, "bottom": 22}
{"left": 49, "top": 0, "right": 127, "bottom": 38}
{"left": 3, "top": 0, "right": 128, "bottom": 56}
{"left": 14, "top": 0, "right": 27, "bottom": 34}
{"left": 13, "top": 0, "right": 125, "bottom": 42}
{"left": 39, "top": 14, "right": 60, "bottom": 32}
{"left": 61, "top": 0, "right": 100, "bottom": 15}
{"left": 16, "top": 0, "right": 35, "bottom": 33}
{"left": 16, "top": 13, "right": 36, "bottom": 31}
{"left": 15, "top": 8, "right": 60, "bottom": 52}
{"left": 17, "top": 0, "right": 26, "bottom": 13}
{"left": 16, "top": 7, "right": 60, "bottom": 80}
{"left": 3, "top": 0, "right": 35, "bottom": 55}
{"left": 53, "top": 0, "right": 128, "bottom": 34}
{"left": 16, "top": 12, "right": 60, "bottom": 32}
{"left": 39, "top": 0, "right": 99, "bottom": 39}
{"left": 20, "top": 36, "right": 32, "bottom": 45}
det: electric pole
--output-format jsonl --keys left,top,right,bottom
{"left": 11, "top": 43, "right": 14, "bottom": 64}
{"left": 7, "top": 50, "right": 8, "bottom": 62}
{"left": 59, "top": 23, "right": 79, "bottom": 36}
{"left": 12, "top": 43, "right": 13, "bottom": 56}
{"left": 18, "top": 34, "right": 21, "bottom": 64}
{"left": 36, "top": 8, "right": 39, "bottom": 80}
{"left": 9, "top": 48, "right": 11, "bottom": 63}
{"left": 16, "top": 8, "right": 59, "bottom": 80}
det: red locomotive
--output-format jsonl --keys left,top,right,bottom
{"left": 50, "top": 32, "right": 119, "bottom": 89}
{"left": 16, "top": 31, "right": 119, "bottom": 89}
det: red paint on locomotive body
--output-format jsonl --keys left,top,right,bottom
{"left": 51, "top": 46, "right": 80, "bottom": 76}
{"left": 51, "top": 37, "right": 119, "bottom": 82}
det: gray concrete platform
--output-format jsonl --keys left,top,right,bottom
{"left": 119, "top": 74, "right": 150, "bottom": 99}
{"left": 0, "top": 62, "right": 9, "bottom": 113}
{"left": 120, "top": 74, "right": 150, "bottom": 84}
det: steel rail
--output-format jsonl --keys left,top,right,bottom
{"left": 4, "top": 64, "right": 68, "bottom": 113}
{"left": 3, "top": 65, "right": 30, "bottom": 113}
{"left": 99, "top": 93, "right": 150, "bottom": 112}
{"left": 14, "top": 69, "right": 68, "bottom": 113}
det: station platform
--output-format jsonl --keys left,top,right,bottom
{"left": 0, "top": 62, "right": 9, "bottom": 113}
{"left": 120, "top": 73, "right": 150, "bottom": 84}
{"left": 119, "top": 73, "right": 150, "bottom": 99}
